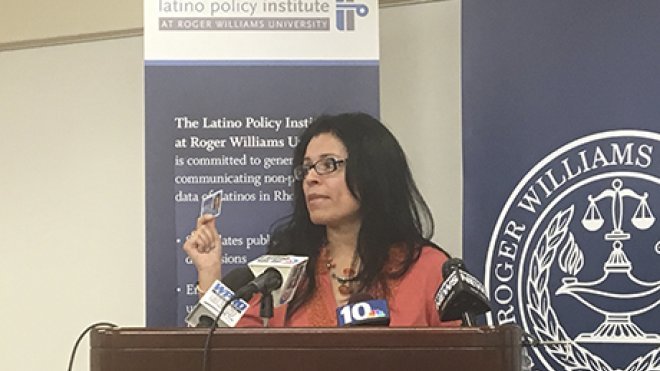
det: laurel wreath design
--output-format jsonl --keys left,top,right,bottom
{"left": 625, "top": 348, "right": 660, "bottom": 371}
{"left": 526, "top": 205, "right": 660, "bottom": 371}
{"left": 527, "top": 206, "right": 612, "bottom": 371}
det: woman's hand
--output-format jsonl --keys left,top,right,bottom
{"left": 182, "top": 214, "right": 221, "bottom": 293}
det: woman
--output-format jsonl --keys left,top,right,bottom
{"left": 183, "top": 113, "right": 456, "bottom": 327}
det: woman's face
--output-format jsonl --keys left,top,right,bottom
{"left": 301, "top": 133, "right": 361, "bottom": 228}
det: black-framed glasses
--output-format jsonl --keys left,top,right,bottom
{"left": 293, "top": 157, "right": 347, "bottom": 181}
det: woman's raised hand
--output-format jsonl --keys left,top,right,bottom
{"left": 182, "top": 214, "right": 221, "bottom": 293}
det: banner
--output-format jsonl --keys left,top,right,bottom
{"left": 463, "top": 2, "right": 660, "bottom": 370}
{"left": 145, "top": 0, "right": 379, "bottom": 326}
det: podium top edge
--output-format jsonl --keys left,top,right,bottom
{"left": 91, "top": 325, "right": 523, "bottom": 349}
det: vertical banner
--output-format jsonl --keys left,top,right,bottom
{"left": 463, "top": 2, "right": 660, "bottom": 371}
{"left": 145, "top": 0, "right": 379, "bottom": 326}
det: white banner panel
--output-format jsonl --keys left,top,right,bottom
{"left": 145, "top": 0, "right": 380, "bottom": 326}
{"left": 144, "top": 0, "right": 379, "bottom": 60}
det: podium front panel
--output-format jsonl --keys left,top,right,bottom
{"left": 91, "top": 326, "right": 522, "bottom": 371}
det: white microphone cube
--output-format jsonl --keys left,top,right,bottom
{"left": 247, "top": 255, "right": 308, "bottom": 307}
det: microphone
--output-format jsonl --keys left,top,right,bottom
{"left": 185, "top": 267, "right": 253, "bottom": 328}
{"left": 245, "top": 255, "right": 309, "bottom": 307}
{"left": 336, "top": 293, "right": 391, "bottom": 327}
{"left": 434, "top": 258, "right": 491, "bottom": 326}
{"left": 233, "top": 267, "right": 283, "bottom": 302}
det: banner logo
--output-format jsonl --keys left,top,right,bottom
{"left": 485, "top": 130, "right": 660, "bottom": 371}
{"left": 336, "top": 0, "right": 369, "bottom": 31}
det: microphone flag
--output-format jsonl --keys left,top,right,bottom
{"left": 247, "top": 255, "right": 308, "bottom": 306}
{"left": 185, "top": 280, "right": 250, "bottom": 327}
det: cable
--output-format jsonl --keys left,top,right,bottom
{"left": 67, "top": 322, "right": 118, "bottom": 371}
{"left": 201, "top": 297, "right": 236, "bottom": 371}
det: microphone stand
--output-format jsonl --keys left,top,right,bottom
{"left": 461, "top": 312, "right": 476, "bottom": 327}
{"left": 451, "top": 264, "right": 477, "bottom": 327}
{"left": 260, "top": 291, "right": 274, "bottom": 327}
{"left": 450, "top": 265, "right": 476, "bottom": 327}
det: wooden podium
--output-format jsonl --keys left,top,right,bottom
{"left": 91, "top": 325, "right": 522, "bottom": 371}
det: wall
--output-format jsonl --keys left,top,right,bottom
{"left": 0, "top": 0, "right": 141, "bottom": 47}
{"left": 0, "top": 2, "right": 460, "bottom": 370}
{"left": 381, "top": 1, "right": 461, "bottom": 255}
{"left": 0, "top": 37, "right": 145, "bottom": 371}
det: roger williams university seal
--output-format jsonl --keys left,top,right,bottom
{"left": 484, "top": 130, "right": 660, "bottom": 371}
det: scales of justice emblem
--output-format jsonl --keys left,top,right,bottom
{"left": 556, "top": 178, "right": 660, "bottom": 343}
{"left": 485, "top": 130, "right": 660, "bottom": 370}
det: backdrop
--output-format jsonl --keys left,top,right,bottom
{"left": 144, "top": 0, "right": 380, "bottom": 326}
{"left": 462, "top": 2, "right": 660, "bottom": 370}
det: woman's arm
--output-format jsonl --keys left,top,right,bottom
{"left": 182, "top": 214, "right": 222, "bottom": 295}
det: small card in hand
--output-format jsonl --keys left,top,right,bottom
{"left": 200, "top": 190, "right": 223, "bottom": 217}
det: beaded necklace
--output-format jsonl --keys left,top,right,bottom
{"left": 323, "top": 249, "right": 360, "bottom": 295}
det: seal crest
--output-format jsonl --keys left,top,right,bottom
{"left": 485, "top": 130, "right": 660, "bottom": 371}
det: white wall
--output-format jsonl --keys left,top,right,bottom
{"left": 0, "top": 0, "right": 141, "bottom": 45}
{"left": 381, "top": 1, "right": 462, "bottom": 256}
{"left": 0, "top": 37, "right": 145, "bottom": 371}
{"left": 0, "top": 2, "right": 460, "bottom": 370}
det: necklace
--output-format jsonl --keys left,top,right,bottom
{"left": 324, "top": 253, "right": 359, "bottom": 295}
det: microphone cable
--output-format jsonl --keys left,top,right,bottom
{"left": 201, "top": 295, "right": 238, "bottom": 371}
{"left": 67, "top": 321, "right": 118, "bottom": 371}
{"left": 198, "top": 267, "right": 257, "bottom": 371}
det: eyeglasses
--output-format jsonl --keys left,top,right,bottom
{"left": 293, "top": 157, "right": 347, "bottom": 181}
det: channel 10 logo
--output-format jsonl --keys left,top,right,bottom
{"left": 336, "top": 299, "right": 390, "bottom": 326}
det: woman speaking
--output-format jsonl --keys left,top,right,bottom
{"left": 183, "top": 112, "right": 456, "bottom": 327}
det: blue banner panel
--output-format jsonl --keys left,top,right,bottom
{"left": 463, "top": 2, "right": 660, "bottom": 370}
{"left": 146, "top": 64, "right": 378, "bottom": 326}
